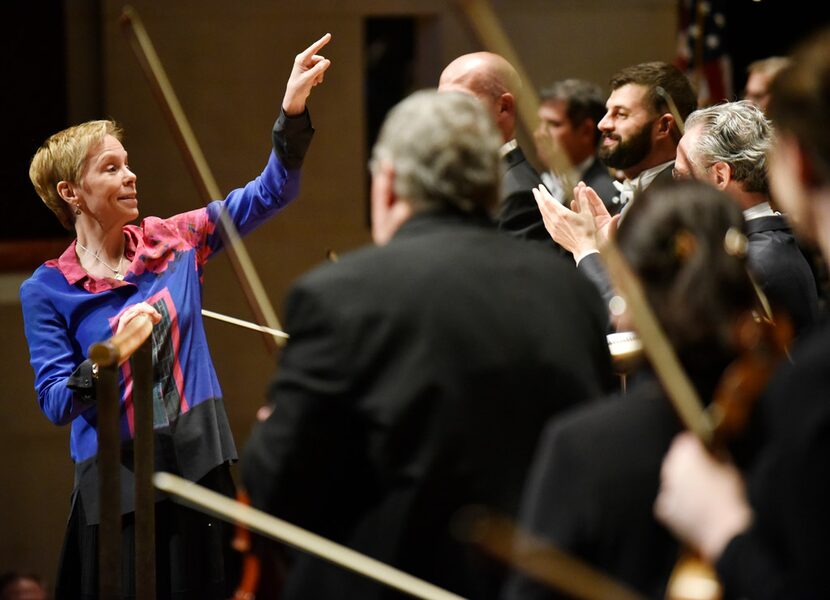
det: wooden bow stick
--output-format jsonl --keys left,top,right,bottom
{"left": 655, "top": 86, "right": 686, "bottom": 137}
{"left": 154, "top": 472, "right": 466, "bottom": 600}
{"left": 455, "top": 0, "right": 575, "bottom": 198}
{"left": 600, "top": 237, "right": 721, "bottom": 600}
{"left": 601, "top": 237, "right": 714, "bottom": 444}
{"left": 462, "top": 509, "right": 646, "bottom": 600}
{"left": 201, "top": 308, "right": 289, "bottom": 340}
{"left": 120, "top": 6, "right": 285, "bottom": 351}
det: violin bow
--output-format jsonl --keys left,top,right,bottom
{"left": 119, "top": 6, "right": 285, "bottom": 351}
{"left": 455, "top": 0, "right": 575, "bottom": 200}
{"left": 461, "top": 509, "right": 646, "bottom": 600}
{"left": 601, "top": 237, "right": 714, "bottom": 445}
{"left": 600, "top": 237, "right": 724, "bottom": 600}
{"left": 154, "top": 472, "right": 466, "bottom": 600}
{"left": 119, "top": 8, "right": 298, "bottom": 596}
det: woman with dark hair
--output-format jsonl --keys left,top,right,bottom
{"left": 503, "top": 180, "right": 760, "bottom": 599}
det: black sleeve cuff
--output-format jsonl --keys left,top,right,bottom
{"left": 272, "top": 107, "right": 315, "bottom": 170}
{"left": 67, "top": 359, "right": 97, "bottom": 404}
{"left": 716, "top": 527, "right": 785, "bottom": 600}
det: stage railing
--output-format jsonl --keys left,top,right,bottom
{"left": 88, "top": 314, "right": 155, "bottom": 600}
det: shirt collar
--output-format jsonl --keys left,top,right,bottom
{"left": 743, "top": 201, "right": 776, "bottom": 221}
{"left": 500, "top": 138, "right": 518, "bottom": 158}
{"left": 629, "top": 160, "right": 674, "bottom": 194}
{"left": 53, "top": 230, "right": 137, "bottom": 293}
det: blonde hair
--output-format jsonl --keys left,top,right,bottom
{"left": 29, "top": 120, "right": 123, "bottom": 230}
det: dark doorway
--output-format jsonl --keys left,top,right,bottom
{"left": 4, "top": 2, "right": 70, "bottom": 242}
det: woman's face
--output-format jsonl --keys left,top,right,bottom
{"left": 76, "top": 134, "right": 138, "bottom": 227}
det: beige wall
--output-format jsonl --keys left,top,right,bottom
{"left": 1, "top": 0, "right": 674, "bottom": 584}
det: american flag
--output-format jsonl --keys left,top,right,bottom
{"left": 675, "top": 0, "right": 733, "bottom": 106}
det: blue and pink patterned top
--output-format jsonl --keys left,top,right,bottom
{"left": 20, "top": 109, "right": 312, "bottom": 519}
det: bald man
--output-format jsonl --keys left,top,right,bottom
{"left": 439, "top": 53, "right": 559, "bottom": 249}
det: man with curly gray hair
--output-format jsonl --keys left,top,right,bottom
{"left": 242, "top": 90, "right": 614, "bottom": 599}
{"left": 674, "top": 100, "right": 818, "bottom": 335}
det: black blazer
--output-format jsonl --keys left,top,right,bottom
{"left": 503, "top": 365, "right": 727, "bottom": 599}
{"left": 715, "top": 320, "right": 830, "bottom": 599}
{"left": 498, "top": 145, "right": 564, "bottom": 252}
{"left": 745, "top": 215, "right": 818, "bottom": 336}
{"left": 242, "top": 209, "right": 614, "bottom": 600}
{"left": 582, "top": 157, "right": 623, "bottom": 216}
{"left": 577, "top": 164, "right": 677, "bottom": 307}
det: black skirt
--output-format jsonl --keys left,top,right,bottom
{"left": 55, "top": 464, "right": 240, "bottom": 600}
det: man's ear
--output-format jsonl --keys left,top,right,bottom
{"left": 376, "top": 162, "right": 397, "bottom": 208}
{"left": 655, "top": 113, "right": 675, "bottom": 139}
{"left": 371, "top": 161, "right": 412, "bottom": 246}
{"left": 710, "top": 161, "right": 732, "bottom": 189}
{"left": 498, "top": 92, "right": 515, "bottom": 117}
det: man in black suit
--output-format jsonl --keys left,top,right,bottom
{"left": 673, "top": 100, "right": 818, "bottom": 337}
{"left": 438, "top": 52, "right": 552, "bottom": 245}
{"left": 534, "top": 62, "right": 697, "bottom": 306}
{"left": 241, "top": 90, "right": 614, "bottom": 599}
{"left": 534, "top": 79, "right": 621, "bottom": 214}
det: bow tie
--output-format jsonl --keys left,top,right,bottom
{"left": 612, "top": 179, "right": 635, "bottom": 207}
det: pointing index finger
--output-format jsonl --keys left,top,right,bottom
{"left": 300, "top": 33, "right": 332, "bottom": 62}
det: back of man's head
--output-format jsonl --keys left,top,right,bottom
{"left": 617, "top": 180, "right": 753, "bottom": 359}
{"left": 686, "top": 100, "right": 772, "bottom": 194}
{"left": 540, "top": 79, "right": 606, "bottom": 144}
{"left": 611, "top": 61, "right": 697, "bottom": 124}
{"left": 438, "top": 52, "right": 521, "bottom": 142}
{"left": 370, "top": 90, "right": 502, "bottom": 214}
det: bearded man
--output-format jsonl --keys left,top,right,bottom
{"left": 533, "top": 62, "right": 697, "bottom": 306}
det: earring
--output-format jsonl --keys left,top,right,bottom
{"left": 74, "top": 205, "right": 81, "bottom": 215}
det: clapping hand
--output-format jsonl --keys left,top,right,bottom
{"left": 533, "top": 181, "right": 620, "bottom": 261}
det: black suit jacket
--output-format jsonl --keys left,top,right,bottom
{"left": 745, "top": 215, "right": 818, "bottom": 336}
{"left": 577, "top": 164, "right": 677, "bottom": 308}
{"left": 715, "top": 319, "right": 830, "bottom": 600}
{"left": 498, "top": 145, "right": 564, "bottom": 253}
{"left": 503, "top": 365, "right": 727, "bottom": 599}
{"left": 242, "top": 209, "right": 614, "bottom": 600}
{"left": 582, "top": 157, "right": 623, "bottom": 216}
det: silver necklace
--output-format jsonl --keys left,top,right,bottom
{"left": 76, "top": 240, "right": 125, "bottom": 280}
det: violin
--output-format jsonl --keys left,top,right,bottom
{"left": 665, "top": 311, "right": 792, "bottom": 600}
{"left": 598, "top": 232, "right": 793, "bottom": 600}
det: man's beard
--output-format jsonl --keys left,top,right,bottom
{"left": 599, "top": 120, "right": 654, "bottom": 170}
